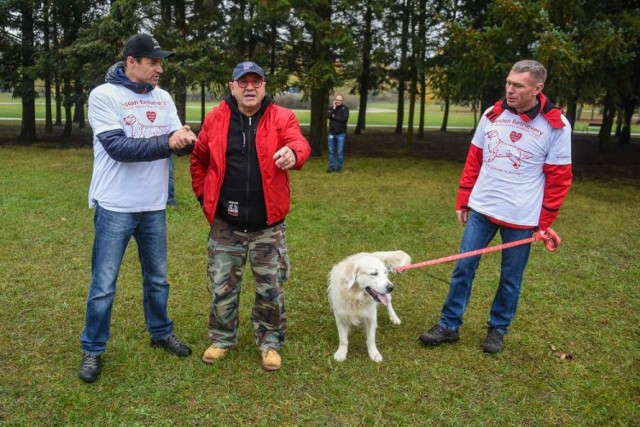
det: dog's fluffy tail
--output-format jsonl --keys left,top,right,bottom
{"left": 369, "top": 250, "right": 411, "bottom": 268}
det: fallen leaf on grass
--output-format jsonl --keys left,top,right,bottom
{"left": 550, "top": 344, "right": 573, "bottom": 361}
{"left": 556, "top": 352, "right": 573, "bottom": 361}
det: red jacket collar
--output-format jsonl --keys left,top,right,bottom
{"left": 485, "top": 92, "right": 565, "bottom": 129}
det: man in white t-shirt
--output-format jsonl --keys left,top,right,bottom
{"left": 79, "top": 34, "right": 197, "bottom": 383}
{"left": 420, "top": 60, "right": 573, "bottom": 353}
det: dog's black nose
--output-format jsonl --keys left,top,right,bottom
{"left": 386, "top": 283, "right": 394, "bottom": 293}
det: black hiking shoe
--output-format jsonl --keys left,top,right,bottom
{"left": 78, "top": 354, "right": 101, "bottom": 383}
{"left": 151, "top": 334, "right": 192, "bottom": 357}
{"left": 483, "top": 327, "right": 504, "bottom": 353}
{"left": 419, "top": 324, "right": 460, "bottom": 346}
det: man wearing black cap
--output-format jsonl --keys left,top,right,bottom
{"left": 79, "top": 34, "right": 196, "bottom": 383}
{"left": 190, "top": 61, "right": 311, "bottom": 372}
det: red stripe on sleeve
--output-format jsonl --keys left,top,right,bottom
{"left": 456, "top": 144, "right": 483, "bottom": 210}
{"left": 538, "top": 163, "right": 572, "bottom": 229}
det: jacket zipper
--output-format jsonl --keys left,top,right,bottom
{"left": 244, "top": 116, "right": 253, "bottom": 230}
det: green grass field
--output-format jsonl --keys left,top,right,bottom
{"left": 1, "top": 92, "right": 636, "bottom": 134}
{"left": 0, "top": 145, "right": 638, "bottom": 425}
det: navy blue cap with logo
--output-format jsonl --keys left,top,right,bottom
{"left": 232, "top": 61, "right": 265, "bottom": 81}
{"left": 122, "top": 34, "right": 175, "bottom": 59}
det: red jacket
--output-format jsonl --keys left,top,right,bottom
{"left": 190, "top": 99, "right": 311, "bottom": 224}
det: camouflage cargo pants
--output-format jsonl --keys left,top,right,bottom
{"left": 207, "top": 218, "right": 290, "bottom": 351}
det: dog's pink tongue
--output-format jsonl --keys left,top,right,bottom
{"left": 378, "top": 294, "right": 391, "bottom": 306}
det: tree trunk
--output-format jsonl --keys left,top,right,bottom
{"left": 52, "top": 5, "right": 62, "bottom": 126}
{"left": 73, "top": 79, "right": 85, "bottom": 128}
{"left": 310, "top": 90, "right": 329, "bottom": 157}
{"left": 564, "top": 96, "right": 578, "bottom": 131}
{"left": 306, "top": 1, "right": 332, "bottom": 157}
{"left": 355, "top": 0, "right": 373, "bottom": 135}
{"left": 269, "top": 20, "right": 277, "bottom": 75}
{"left": 63, "top": 78, "right": 73, "bottom": 136}
{"left": 618, "top": 97, "right": 635, "bottom": 147}
{"left": 417, "top": 73, "right": 425, "bottom": 140}
{"left": 406, "top": 1, "right": 417, "bottom": 147}
{"left": 246, "top": 2, "right": 257, "bottom": 59}
{"left": 394, "top": 0, "right": 411, "bottom": 134}
{"left": 597, "top": 100, "right": 616, "bottom": 153}
{"left": 440, "top": 97, "right": 449, "bottom": 132}
{"left": 55, "top": 78, "right": 62, "bottom": 126}
{"left": 395, "top": 86, "right": 405, "bottom": 134}
{"left": 614, "top": 109, "right": 623, "bottom": 137}
{"left": 19, "top": 1, "right": 37, "bottom": 142}
{"left": 43, "top": 0, "right": 53, "bottom": 133}
{"left": 201, "top": 82, "right": 206, "bottom": 126}
{"left": 44, "top": 77, "right": 53, "bottom": 133}
{"left": 61, "top": 1, "right": 80, "bottom": 136}
{"left": 577, "top": 103, "right": 583, "bottom": 121}
{"left": 174, "top": 0, "right": 188, "bottom": 124}
{"left": 417, "top": 0, "right": 426, "bottom": 140}
{"left": 174, "top": 79, "right": 187, "bottom": 125}
{"left": 406, "top": 69, "right": 417, "bottom": 147}
{"left": 471, "top": 100, "right": 478, "bottom": 134}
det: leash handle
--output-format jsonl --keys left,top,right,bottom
{"left": 392, "top": 235, "right": 540, "bottom": 273}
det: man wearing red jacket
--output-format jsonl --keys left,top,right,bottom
{"left": 190, "top": 61, "right": 310, "bottom": 371}
{"left": 420, "top": 60, "right": 572, "bottom": 353}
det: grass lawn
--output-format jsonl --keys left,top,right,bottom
{"left": 0, "top": 140, "right": 638, "bottom": 425}
{"left": 1, "top": 92, "right": 637, "bottom": 134}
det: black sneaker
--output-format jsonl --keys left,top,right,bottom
{"left": 419, "top": 324, "right": 460, "bottom": 346}
{"left": 151, "top": 334, "right": 192, "bottom": 357}
{"left": 78, "top": 354, "right": 101, "bottom": 383}
{"left": 483, "top": 327, "right": 504, "bottom": 353}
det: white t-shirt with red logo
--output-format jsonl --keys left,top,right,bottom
{"left": 468, "top": 109, "right": 572, "bottom": 226}
{"left": 87, "top": 83, "right": 182, "bottom": 212}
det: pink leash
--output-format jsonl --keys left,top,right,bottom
{"left": 393, "top": 235, "right": 541, "bottom": 273}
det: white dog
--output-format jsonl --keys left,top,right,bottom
{"left": 327, "top": 250, "right": 411, "bottom": 362}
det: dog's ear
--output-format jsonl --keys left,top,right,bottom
{"left": 343, "top": 261, "right": 359, "bottom": 289}
{"left": 373, "top": 250, "right": 412, "bottom": 268}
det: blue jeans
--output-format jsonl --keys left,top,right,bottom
{"left": 327, "top": 133, "right": 346, "bottom": 171}
{"left": 80, "top": 204, "right": 174, "bottom": 355}
{"left": 438, "top": 210, "right": 533, "bottom": 335}
{"left": 167, "top": 155, "right": 175, "bottom": 205}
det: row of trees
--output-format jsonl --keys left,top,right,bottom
{"left": 1, "top": 0, "right": 639, "bottom": 153}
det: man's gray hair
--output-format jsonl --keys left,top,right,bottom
{"left": 511, "top": 60, "right": 547, "bottom": 83}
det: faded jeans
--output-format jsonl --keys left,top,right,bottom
{"left": 327, "top": 133, "right": 346, "bottom": 171}
{"left": 80, "top": 204, "right": 173, "bottom": 355}
{"left": 438, "top": 210, "right": 533, "bottom": 335}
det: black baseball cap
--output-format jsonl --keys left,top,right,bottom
{"left": 122, "top": 34, "right": 175, "bottom": 59}
{"left": 231, "top": 61, "right": 265, "bottom": 80}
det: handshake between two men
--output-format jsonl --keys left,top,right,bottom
{"left": 169, "top": 125, "right": 198, "bottom": 155}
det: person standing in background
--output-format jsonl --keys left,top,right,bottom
{"left": 327, "top": 95, "right": 349, "bottom": 173}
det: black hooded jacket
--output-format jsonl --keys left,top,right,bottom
{"left": 328, "top": 104, "right": 349, "bottom": 135}
{"left": 215, "top": 95, "right": 276, "bottom": 231}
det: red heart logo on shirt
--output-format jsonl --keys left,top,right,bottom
{"left": 510, "top": 131, "right": 522, "bottom": 142}
{"left": 146, "top": 111, "right": 157, "bottom": 123}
